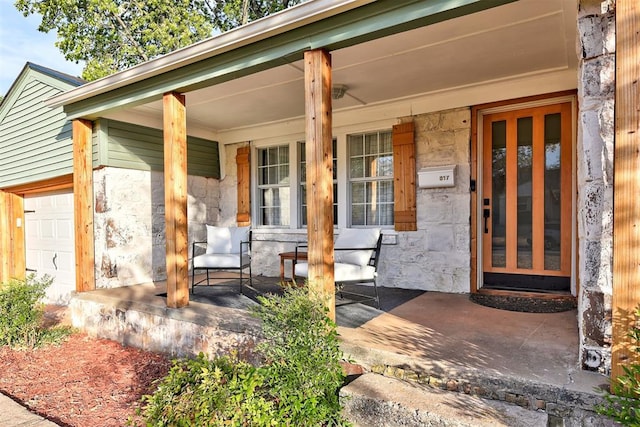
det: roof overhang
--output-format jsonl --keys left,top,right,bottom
{"left": 46, "top": 0, "right": 518, "bottom": 120}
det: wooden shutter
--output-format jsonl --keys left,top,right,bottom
{"left": 236, "top": 146, "right": 251, "bottom": 226}
{"left": 393, "top": 122, "right": 417, "bottom": 231}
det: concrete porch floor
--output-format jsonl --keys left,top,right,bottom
{"left": 69, "top": 274, "right": 610, "bottom": 420}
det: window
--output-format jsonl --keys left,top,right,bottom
{"left": 253, "top": 127, "right": 395, "bottom": 229}
{"left": 299, "top": 139, "right": 338, "bottom": 226}
{"left": 348, "top": 130, "right": 394, "bottom": 226}
{"left": 257, "top": 145, "right": 290, "bottom": 226}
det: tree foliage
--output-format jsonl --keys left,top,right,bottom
{"left": 216, "top": 0, "right": 303, "bottom": 31}
{"left": 15, "top": 0, "right": 305, "bottom": 81}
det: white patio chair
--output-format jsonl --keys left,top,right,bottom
{"left": 293, "top": 228, "right": 383, "bottom": 308}
{"left": 191, "top": 225, "right": 252, "bottom": 294}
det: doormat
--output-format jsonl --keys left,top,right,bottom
{"left": 469, "top": 293, "right": 577, "bottom": 313}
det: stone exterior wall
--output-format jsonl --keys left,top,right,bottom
{"left": 217, "top": 110, "right": 471, "bottom": 293}
{"left": 218, "top": 143, "right": 244, "bottom": 227}
{"left": 383, "top": 108, "right": 471, "bottom": 292}
{"left": 576, "top": 0, "right": 615, "bottom": 374}
{"left": 187, "top": 174, "right": 222, "bottom": 252}
{"left": 94, "top": 167, "right": 219, "bottom": 288}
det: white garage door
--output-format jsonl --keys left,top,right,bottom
{"left": 24, "top": 190, "right": 76, "bottom": 304}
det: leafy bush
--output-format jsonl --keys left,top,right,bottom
{"left": 0, "top": 274, "right": 71, "bottom": 348}
{"left": 137, "top": 353, "right": 276, "bottom": 426}
{"left": 597, "top": 306, "right": 640, "bottom": 425}
{"left": 252, "top": 287, "right": 348, "bottom": 426}
{"left": 138, "top": 287, "right": 350, "bottom": 426}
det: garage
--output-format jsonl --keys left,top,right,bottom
{"left": 24, "top": 190, "right": 76, "bottom": 304}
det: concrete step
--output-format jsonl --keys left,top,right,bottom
{"left": 341, "top": 373, "right": 549, "bottom": 427}
{"left": 339, "top": 339, "right": 614, "bottom": 425}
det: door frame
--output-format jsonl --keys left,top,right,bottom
{"left": 470, "top": 91, "right": 577, "bottom": 295}
{"left": 0, "top": 175, "right": 73, "bottom": 284}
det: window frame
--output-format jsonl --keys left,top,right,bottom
{"left": 255, "top": 144, "right": 292, "bottom": 227}
{"left": 250, "top": 119, "right": 397, "bottom": 230}
{"left": 347, "top": 129, "right": 395, "bottom": 227}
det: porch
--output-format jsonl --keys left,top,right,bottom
{"left": 68, "top": 275, "right": 608, "bottom": 423}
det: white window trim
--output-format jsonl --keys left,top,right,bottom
{"left": 254, "top": 144, "right": 292, "bottom": 228}
{"left": 345, "top": 129, "right": 395, "bottom": 228}
{"left": 250, "top": 118, "right": 397, "bottom": 230}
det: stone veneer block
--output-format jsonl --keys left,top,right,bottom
{"left": 69, "top": 292, "right": 263, "bottom": 361}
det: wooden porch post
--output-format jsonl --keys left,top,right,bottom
{"left": 0, "top": 191, "right": 23, "bottom": 282}
{"left": 72, "top": 119, "right": 95, "bottom": 292}
{"left": 304, "top": 49, "right": 335, "bottom": 320}
{"left": 0, "top": 191, "right": 9, "bottom": 283}
{"left": 163, "top": 92, "right": 189, "bottom": 308}
{"left": 611, "top": 0, "right": 640, "bottom": 383}
{"left": 8, "top": 193, "right": 25, "bottom": 280}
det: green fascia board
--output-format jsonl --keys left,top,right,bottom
{"left": 62, "top": 0, "right": 516, "bottom": 120}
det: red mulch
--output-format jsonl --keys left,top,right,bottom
{"left": 0, "top": 307, "right": 171, "bottom": 427}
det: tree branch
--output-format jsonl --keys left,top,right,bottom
{"left": 110, "top": 5, "right": 149, "bottom": 62}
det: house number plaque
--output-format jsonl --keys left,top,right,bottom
{"left": 417, "top": 165, "right": 456, "bottom": 188}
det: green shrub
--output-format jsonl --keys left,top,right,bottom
{"left": 137, "top": 353, "right": 277, "bottom": 426}
{"left": 597, "top": 306, "right": 640, "bottom": 425}
{"left": 0, "top": 274, "right": 72, "bottom": 348}
{"left": 138, "top": 287, "right": 350, "bottom": 426}
{"left": 252, "top": 287, "right": 348, "bottom": 426}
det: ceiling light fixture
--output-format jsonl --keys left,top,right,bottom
{"left": 331, "top": 84, "right": 348, "bottom": 100}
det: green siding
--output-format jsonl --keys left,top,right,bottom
{"left": 106, "top": 120, "right": 164, "bottom": 170}
{"left": 0, "top": 64, "right": 218, "bottom": 189}
{"left": 188, "top": 136, "right": 221, "bottom": 178}
{"left": 99, "top": 119, "right": 220, "bottom": 178}
{"left": 0, "top": 73, "right": 74, "bottom": 188}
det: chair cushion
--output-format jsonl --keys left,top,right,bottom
{"left": 334, "top": 228, "right": 381, "bottom": 266}
{"left": 193, "top": 253, "right": 250, "bottom": 269}
{"left": 294, "top": 262, "right": 376, "bottom": 282}
{"left": 206, "top": 225, "right": 250, "bottom": 254}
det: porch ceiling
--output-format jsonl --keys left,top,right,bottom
{"left": 106, "top": 0, "right": 577, "bottom": 138}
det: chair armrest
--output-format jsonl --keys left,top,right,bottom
{"left": 240, "top": 240, "right": 251, "bottom": 255}
{"left": 192, "top": 241, "right": 207, "bottom": 257}
{"left": 191, "top": 242, "right": 207, "bottom": 261}
{"left": 295, "top": 243, "right": 308, "bottom": 261}
{"left": 334, "top": 246, "right": 376, "bottom": 251}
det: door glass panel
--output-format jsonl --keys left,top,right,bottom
{"left": 491, "top": 120, "right": 506, "bottom": 268}
{"left": 544, "top": 113, "right": 562, "bottom": 270}
{"left": 517, "top": 117, "right": 533, "bottom": 269}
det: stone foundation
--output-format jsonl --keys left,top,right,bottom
{"left": 69, "top": 289, "right": 262, "bottom": 361}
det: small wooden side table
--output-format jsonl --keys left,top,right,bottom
{"left": 279, "top": 251, "right": 307, "bottom": 282}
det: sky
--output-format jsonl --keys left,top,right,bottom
{"left": 0, "top": 0, "right": 84, "bottom": 97}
